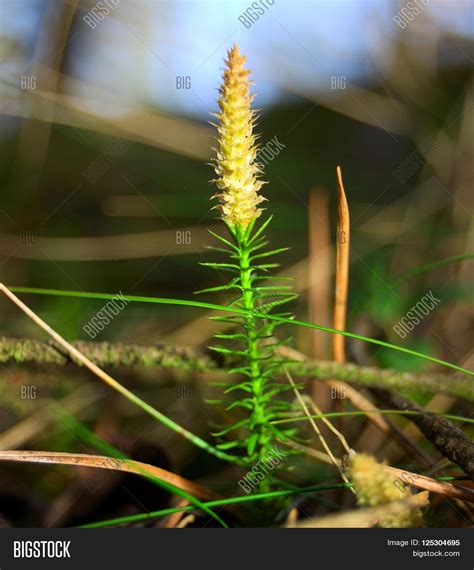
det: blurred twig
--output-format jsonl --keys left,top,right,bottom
{"left": 0, "top": 384, "right": 104, "bottom": 450}
{"left": 3, "top": 79, "right": 213, "bottom": 160}
{"left": 13, "top": 1, "right": 80, "bottom": 198}
{"left": 280, "top": 74, "right": 410, "bottom": 135}
{"left": 373, "top": 389, "right": 474, "bottom": 480}
{"left": 308, "top": 188, "right": 331, "bottom": 359}
{"left": 308, "top": 188, "right": 331, "bottom": 406}
{"left": 0, "top": 224, "right": 221, "bottom": 260}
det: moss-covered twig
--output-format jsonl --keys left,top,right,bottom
{"left": 0, "top": 336, "right": 473, "bottom": 401}
{"left": 0, "top": 336, "right": 214, "bottom": 371}
{"left": 293, "top": 360, "right": 474, "bottom": 402}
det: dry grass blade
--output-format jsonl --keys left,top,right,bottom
{"left": 304, "top": 396, "right": 352, "bottom": 454}
{"left": 278, "top": 345, "right": 433, "bottom": 467}
{"left": 282, "top": 439, "right": 334, "bottom": 464}
{"left": 297, "top": 492, "right": 430, "bottom": 528}
{"left": 0, "top": 450, "right": 219, "bottom": 501}
{"left": 284, "top": 368, "right": 354, "bottom": 493}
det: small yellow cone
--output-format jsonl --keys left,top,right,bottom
{"left": 212, "top": 45, "right": 265, "bottom": 228}
{"left": 348, "top": 453, "right": 425, "bottom": 528}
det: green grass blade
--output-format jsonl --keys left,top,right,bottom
{"left": 8, "top": 286, "right": 473, "bottom": 376}
{"left": 78, "top": 482, "right": 351, "bottom": 528}
{"left": 271, "top": 409, "right": 474, "bottom": 426}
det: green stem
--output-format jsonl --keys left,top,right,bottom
{"left": 235, "top": 225, "right": 272, "bottom": 465}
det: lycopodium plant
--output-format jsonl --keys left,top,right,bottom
{"left": 200, "top": 45, "right": 299, "bottom": 470}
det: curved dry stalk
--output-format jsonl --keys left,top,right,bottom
{"left": 0, "top": 450, "right": 219, "bottom": 501}
{"left": 330, "top": 166, "right": 350, "bottom": 437}
{"left": 333, "top": 165, "right": 350, "bottom": 363}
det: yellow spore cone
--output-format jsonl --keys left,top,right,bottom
{"left": 348, "top": 453, "right": 424, "bottom": 528}
{"left": 212, "top": 45, "right": 264, "bottom": 228}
